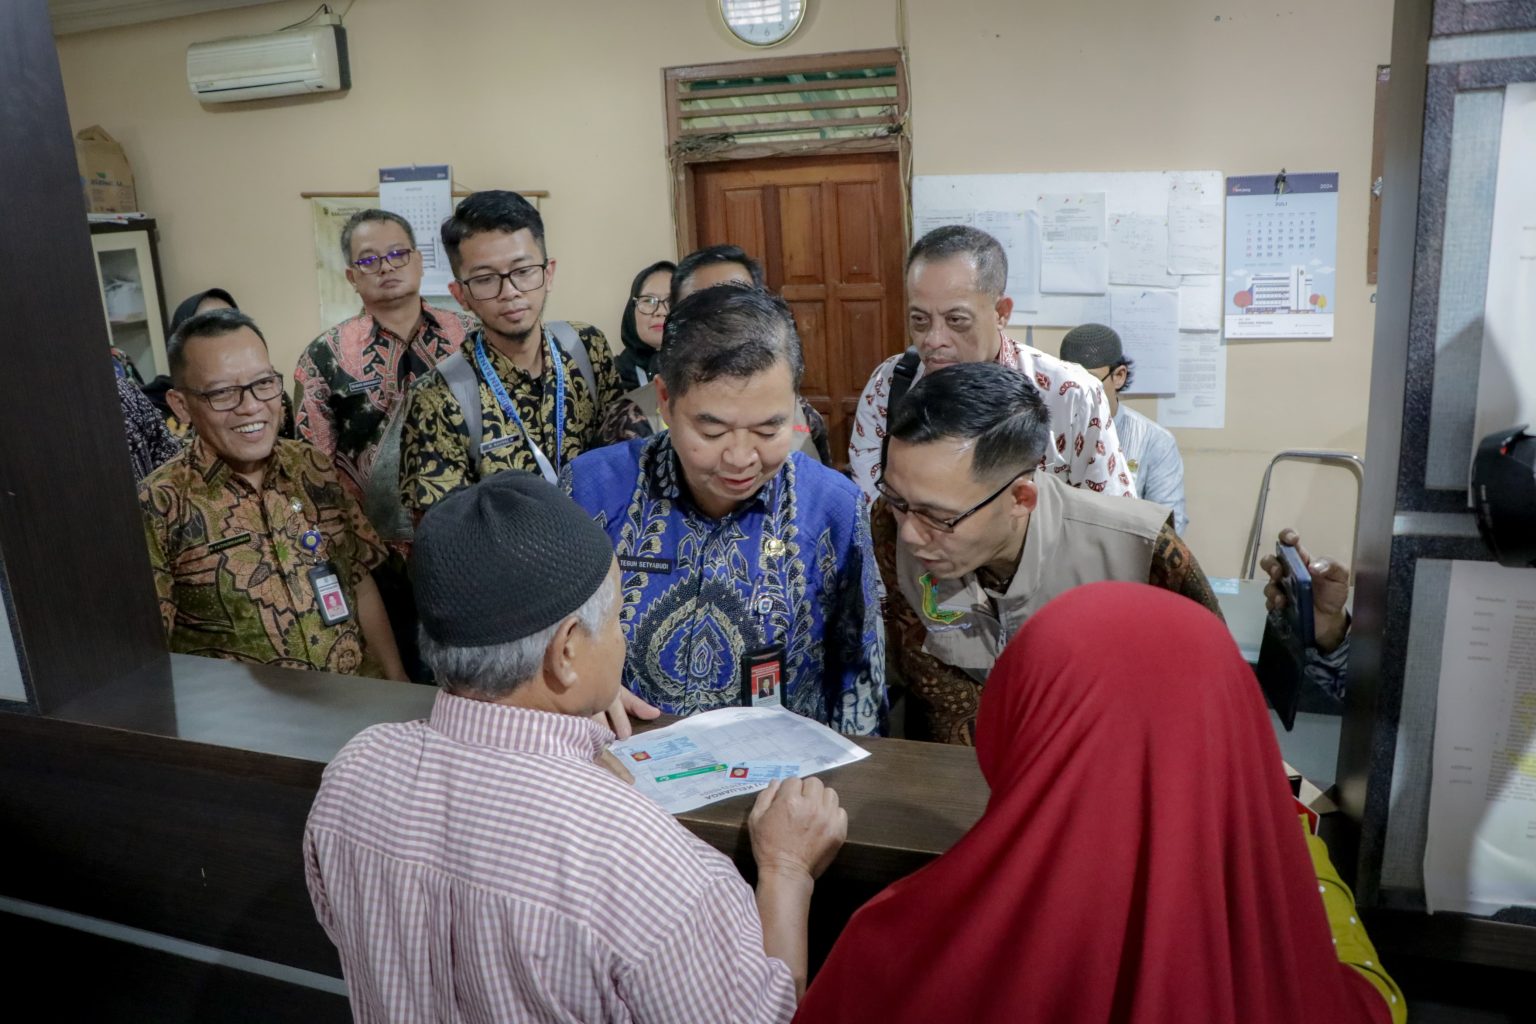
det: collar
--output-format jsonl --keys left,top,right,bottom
{"left": 464, "top": 327, "right": 552, "bottom": 386}
{"left": 188, "top": 433, "right": 283, "bottom": 493}
{"left": 427, "top": 689, "right": 611, "bottom": 761}
{"left": 640, "top": 433, "right": 779, "bottom": 515}
{"left": 921, "top": 472, "right": 1065, "bottom": 616}
{"left": 362, "top": 299, "right": 442, "bottom": 345}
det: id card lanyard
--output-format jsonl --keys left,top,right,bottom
{"left": 473, "top": 329, "right": 565, "bottom": 485}
{"left": 742, "top": 474, "right": 788, "bottom": 709}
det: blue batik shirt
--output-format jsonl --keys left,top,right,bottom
{"left": 562, "top": 434, "right": 886, "bottom": 736}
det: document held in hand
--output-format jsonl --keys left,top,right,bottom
{"left": 611, "top": 706, "right": 870, "bottom": 814}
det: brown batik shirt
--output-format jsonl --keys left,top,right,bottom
{"left": 140, "top": 437, "right": 388, "bottom": 676}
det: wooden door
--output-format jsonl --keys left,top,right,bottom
{"left": 691, "top": 152, "right": 907, "bottom": 467}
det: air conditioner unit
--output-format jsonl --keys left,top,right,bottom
{"left": 187, "top": 25, "right": 350, "bottom": 104}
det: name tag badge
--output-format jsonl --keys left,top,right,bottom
{"left": 741, "top": 646, "right": 784, "bottom": 709}
{"left": 480, "top": 434, "right": 521, "bottom": 454}
{"left": 307, "top": 562, "right": 351, "bottom": 626}
{"left": 618, "top": 555, "right": 675, "bottom": 574}
{"left": 346, "top": 378, "right": 383, "bottom": 395}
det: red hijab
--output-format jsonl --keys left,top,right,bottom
{"left": 796, "top": 582, "right": 1388, "bottom": 1024}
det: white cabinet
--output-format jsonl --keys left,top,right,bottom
{"left": 89, "top": 219, "right": 169, "bottom": 381}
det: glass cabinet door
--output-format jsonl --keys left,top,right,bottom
{"left": 90, "top": 228, "right": 167, "bottom": 381}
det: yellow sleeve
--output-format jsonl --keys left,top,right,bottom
{"left": 1301, "top": 814, "right": 1406, "bottom": 1024}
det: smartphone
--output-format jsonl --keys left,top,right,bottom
{"left": 1276, "top": 541, "right": 1315, "bottom": 651}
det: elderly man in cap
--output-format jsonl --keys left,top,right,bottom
{"left": 1059, "top": 322, "right": 1189, "bottom": 534}
{"left": 305, "top": 472, "right": 847, "bottom": 1022}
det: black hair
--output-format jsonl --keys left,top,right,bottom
{"left": 656, "top": 284, "right": 803, "bottom": 399}
{"left": 906, "top": 225, "right": 1008, "bottom": 297}
{"left": 620, "top": 260, "right": 678, "bottom": 369}
{"left": 671, "top": 244, "right": 765, "bottom": 307}
{"left": 339, "top": 208, "right": 416, "bottom": 261}
{"left": 888, "top": 362, "right": 1052, "bottom": 482}
{"left": 167, "top": 308, "right": 267, "bottom": 387}
{"left": 440, "top": 191, "right": 546, "bottom": 275}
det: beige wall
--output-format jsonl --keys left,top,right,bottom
{"left": 55, "top": 0, "right": 1393, "bottom": 575}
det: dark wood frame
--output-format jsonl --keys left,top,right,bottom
{"left": 662, "top": 47, "right": 909, "bottom": 256}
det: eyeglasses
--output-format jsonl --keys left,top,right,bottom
{"left": 188, "top": 373, "right": 284, "bottom": 412}
{"left": 351, "top": 247, "right": 415, "bottom": 274}
{"left": 875, "top": 469, "right": 1029, "bottom": 534}
{"left": 460, "top": 263, "right": 549, "bottom": 301}
{"left": 635, "top": 295, "right": 670, "bottom": 316}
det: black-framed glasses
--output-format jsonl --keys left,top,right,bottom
{"left": 635, "top": 295, "right": 670, "bottom": 316}
{"left": 351, "top": 247, "right": 415, "bottom": 274}
{"left": 188, "top": 373, "right": 284, "bottom": 412}
{"left": 460, "top": 263, "right": 549, "bottom": 301}
{"left": 875, "top": 469, "right": 1028, "bottom": 534}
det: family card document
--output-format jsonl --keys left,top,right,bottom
{"left": 1423, "top": 560, "right": 1536, "bottom": 915}
{"left": 611, "top": 706, "right": 870, "bottom": 814}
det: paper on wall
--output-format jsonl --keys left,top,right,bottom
{"left": 1108, "top": 212, "right": 1180, "bottom": 288}
{"left": 1157, "top": 332, "right": 1227, "bottom": 429}
{"left": 1471, "top": 81, "right": 1536, "bottom": 496}
{"left": 610, "top": 706, "right": 870, "bottom": 814}
{"left": 913, "top": 208, "right": 974, "bottom": 239}
{"left": 1108, "top": 287, "right": 1179, "bottom": 394}
{"left": 1167, "top": 175, "right": 1224, "bottom": 275}
{"left": 977, "top": 208, "right": 1041, "bottom": 311}
{"left": 1224, "top": 172, "right": 1340, "bottom": 339}
{"left": 379, "top": 165, "right": 456, "bottom": 295}
{"left": 1423, "top": 560, "right": 1536, "bottom": 916}
{"left": 1178, "top": 275, "right": 1223, "bottom": 332}
{"left": 1039, "top": 192, "right": 1108, "bottom": 294}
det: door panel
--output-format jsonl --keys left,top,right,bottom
{"left": 691, "top": 152, "right": 906, "bottom": 467}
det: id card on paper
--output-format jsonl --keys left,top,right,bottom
{"left": 308, "top": 563, "right": 351, "bottom": 625}
{"left": 727, "top": 762, "right": 801, "bottom": 782}
{"left": 741, "top": 646, "right": 784, "bottom": 708}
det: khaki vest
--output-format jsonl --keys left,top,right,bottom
{"left": 625, "top": 381, "right": 821, "bottom": 461}
{"left": 896, "top": 473, "right": 1172, "bottom": 681}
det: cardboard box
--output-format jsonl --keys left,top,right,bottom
{"left": 74, "top": 126, "right": 137, "bottom": 213}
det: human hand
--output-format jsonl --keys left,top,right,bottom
{"left": 748, "top": 777, "right": 847, "bottom": 882}
{"left": 1259, "top": 528, "right": 1350, "bottom": 653}
{"left": 591, "top": 688, "right": 662, "bottom": 740}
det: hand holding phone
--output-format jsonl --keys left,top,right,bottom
{"left": 1276, "top": 541, "right": 1315, "bottom": 650}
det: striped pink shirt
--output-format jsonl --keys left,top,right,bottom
{"left": 305, "top": 691, "right": 796, "bottom": 1023}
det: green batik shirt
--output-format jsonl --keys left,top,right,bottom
{"left": 140, "top": 437, "right": 388, "bottom": 676}
{"left": 399, "top": 322, "right": 624, "bottom": 515}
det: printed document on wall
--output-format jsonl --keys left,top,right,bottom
{"left": 1423, "top": 560, "right": 1536, "bottom": 916}
{"left": 1039, "top": 192, "right": 1108, "bottom": 294}
{"left": 976, "top": 209, "right": 1041, "bottom": 312}
{"left": 1472, "top": 81, "right": 1536, "bottom": 486}
{"left": 1108, "top": 287, "right": 1179, "bottom": 394}
{"left": 1108, "top": 212, "right": 1180, "bottom": 288}
{"left": 1224, "top": 173, "right": 1339, "bottom": 339}
{"left": 1167, "top": 175, "right": 1224, "bottom": 275}
{"left": 1158, "top": 333, "right": 1227, "bottom": 429}
{"left": 379, "top": 164, "right": 455, "bottom": 295}
{"left": 610, "top": 706, "right": 869, "bottom": 814}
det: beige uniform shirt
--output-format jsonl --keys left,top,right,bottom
{"left": 895, "top": 473, "right": 1172, "bottom": 682}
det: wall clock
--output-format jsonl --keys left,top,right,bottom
{"left": 719, "top": 0, "right": 807, "bottom": 48}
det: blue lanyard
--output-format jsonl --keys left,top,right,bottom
{"left": 473, "top": 329, "right": 566, "bottom": 474}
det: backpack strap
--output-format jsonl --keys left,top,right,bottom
{"left": 436, "top": 351, "right": 484, "bottom": 479}
{"left": 881, "top": 347, "right": 923, "bottom": 465}
{"left": 547, "top": 321, "right": 598, "bottom": 401}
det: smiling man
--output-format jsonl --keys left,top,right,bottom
{"left": 400, "top": 191, "right": 625, "bottom": 516}
{"left": 140, "top": 309, "right": 406, "bottom": 679}
{"left": 564, "top": 286, "right": 886, "bottom": 735}
{"left": 875, "top": 362, "right": 1219, "bottom": 744}
{"left": 848, "top": 225, "right": 1133, "bottom": 502}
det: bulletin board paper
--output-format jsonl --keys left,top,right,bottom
{"left": 912, "top": 171, "right": 1224, "bottom": 330}
{"left": 912, "top": 171, "right": 1227, "bottom": 425}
